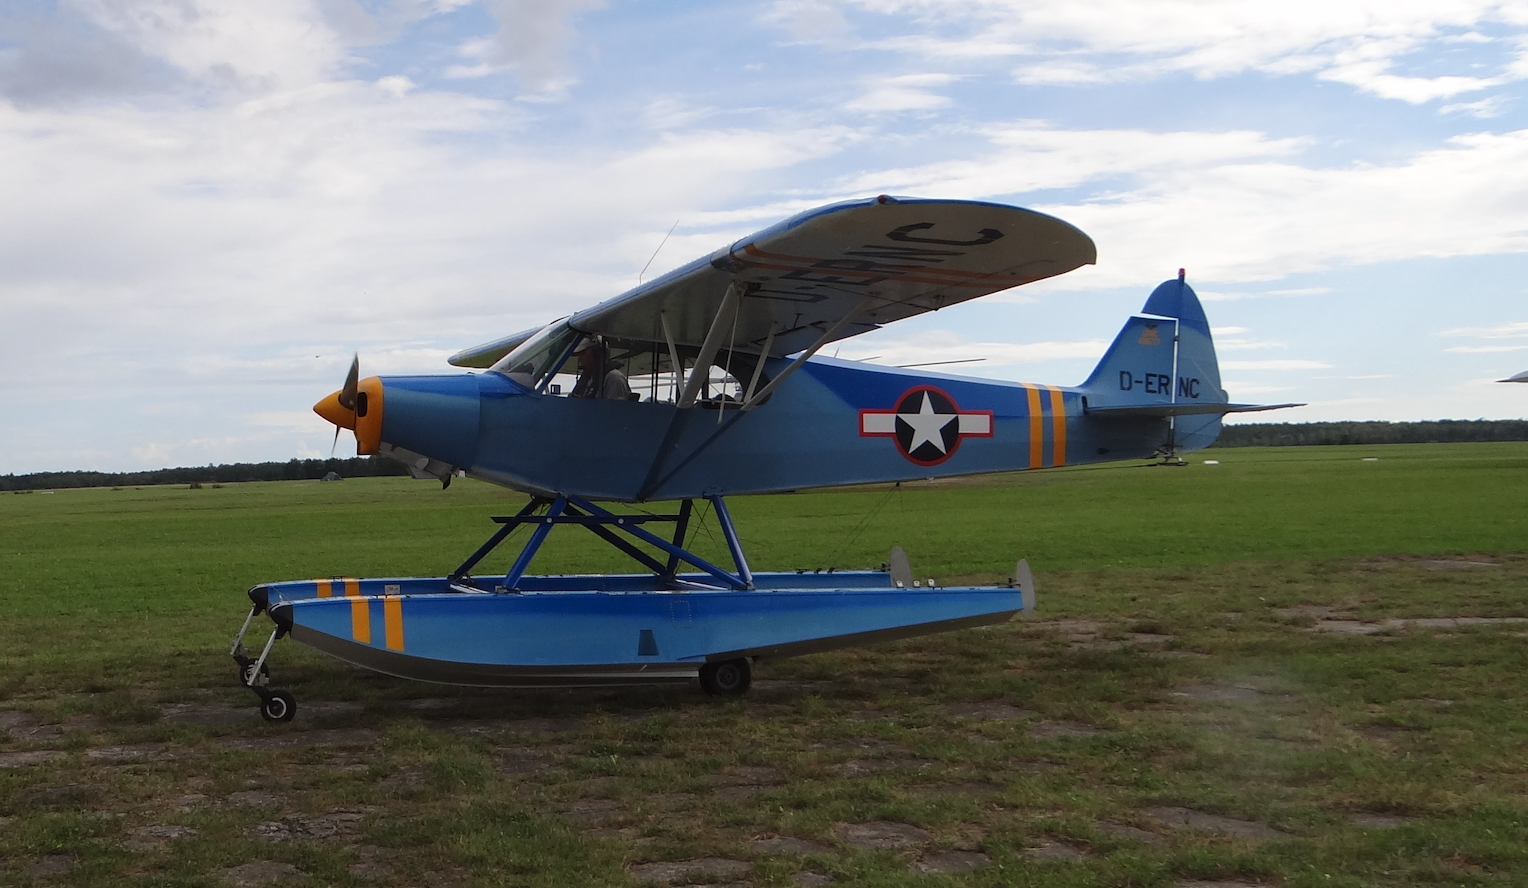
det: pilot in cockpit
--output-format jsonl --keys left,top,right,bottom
{"left": 570, "top": 336, "right": 632, "bottom": 400}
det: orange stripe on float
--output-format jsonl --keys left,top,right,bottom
{"left": 343, "top": 577, "right": 360, "bottom": 598}
{"left": 350, "top": 598, "right": 371, "bottom": 644}
{"left": 1024, "top": 385, "right": 1044, "bottom": 469}
{"left": 384, "top": 597, "right": 405, "bottom": 651}
{"left": 316, "top": 579, "right": 332, "bottom": 598}
{"left": 1046, "top": 386, "right": 1067, "bottom": 467}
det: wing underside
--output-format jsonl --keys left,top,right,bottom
{"left": 450, "top": 196, "right": 1096, "bottom": 368}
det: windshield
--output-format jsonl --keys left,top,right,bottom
{"left": 490, "top": 320, "right": 579, "bottom": 392}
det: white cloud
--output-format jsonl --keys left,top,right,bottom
{"left": 832, "top": 0, "right": 1528, "bottom": 103}
{"left": 470, "top": 0, "right": 604, "bottom": 94}
{"left": 1439, "top": 321, "right": 1528, "bottom": 338}
{"left": 843, "top": 124, "right": 1305, "bottom": 197}
{"left": 1220, "top": 359, "right": 1331, "bottom": 370}
{"left": 845, "top": 73, "right": 958, "bottom": 113}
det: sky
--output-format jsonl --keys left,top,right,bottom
{"left": 3, "top": 0, "right": 1527, "bottom": 474}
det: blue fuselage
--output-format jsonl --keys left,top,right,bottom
{"left": 374, "top": 357, "right": 1181, "bottom": 502}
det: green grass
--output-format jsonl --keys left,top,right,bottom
{"left": 1, "top": 442, "right": 1527, "bottom": 886}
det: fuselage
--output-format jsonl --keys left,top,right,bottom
{"left": 368, "top": 356, "right": 1175, "bottom": 502}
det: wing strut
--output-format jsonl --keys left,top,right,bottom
{"left": 742, "top": 294, "right": 875, "bottom": 411}
{"left": 659, "top": 312, "right": 683, "bottom": 403}
{"left": 743, "top": 324, "right": 776, "bottom": 403}
{"left": 678, "top": 282, "right": 741, "bottom": 408}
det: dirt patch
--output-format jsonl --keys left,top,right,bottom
{"left": 226, "top": 790, "right": 285, "bottom": 810}
{"left": 219, "top": 859, "right": 307, "bottom": 886}
{"left": 1177, "top": 882, "right": 1267, "bottom": 888}
{"left": 1417, "top": 560, "right": 1499, "bottom": 570}
{"left": 1144, "top": 806, "right": 1290, "bottom": 841}
{"left": 836, "top": 821, "right": 931, "bottom": 849}
{"left": 747, "top": 836, "right": 833, "bottom": 855}
{"left": 28, "top": 783, "right": 101, "bottom": 807}
{"left": 161, "top": 702, "right": 255, "bottom": 727}
{"left": 0, "top": 750, "right": 64, "bottom": 768}
{"left": 347, "top": 846, "right": 396, "bottom": 879}
{"left": 1095, "top": 822, "right": 1166, "bottom": 846}
{"left": 377, "top": 766, "right": 425, "bottom": 790}
{"left": 944, "top": 702, "right": 1037, "bottom": 721}
{"left": 124, "top": 824, "right": 198, "bottom": 851}
{"left": 628, "top": 857, "right": 750, "bottom": 884}
{"left": 1274, "top": 605, "right": 1354, "bottom": 620}
{"left": 1013, "top": 760, "right": 1059, "bottom": 773}
{"left": 1348, "top": 813, "right": 1412, "bottom": 829}
{"left": 249, "top": 810, "right": 366, "bottom": 842}
{"left": 493, "top": 745, "right": 570, "bottom": 776}
{"left": 913, "top": 850, "right": 989, "bottom": 873}
{"left": 22, "top": 855, "right": 75, "bottom": 877}
{"left": 218, "top": 727, "right": 379, "bottom": 751}
{"left": 1171, "top": 684, "right": 1268, "bottom": 705}
{"left": 712, "top": 765, "right": 784, "bottom": 786}
{"left": 1036, "top": 619, "right": 1104, "bottom": 636}
{"left": 1029, "top": 839, "right": 1086, "bottom": 860}
{"left": 1312, "top": 616, "right": 1528, "bottom": 635}
{"left": 87, "top": 742, "right": 178, "bottom": 762}
{"left": 563, "top": 798, "right": 621, "bottom": 821}
{"left": 906, "top": 781, "right": 996, "bottom": 798}
{"left": 792, "top": 871, "right": 831, "bottom": 886}
{"left": 1027, "top": 721, "right": 1103, "bottom": 740}
{"left": 646, "top": 792, "right": 697, "bottom": 809}
{"left": 831, "top": 757, "right": 928, "bottom": 776}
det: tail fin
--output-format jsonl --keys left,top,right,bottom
{"left": 1080, "top": 271, "right": 1298, "bottom": 451}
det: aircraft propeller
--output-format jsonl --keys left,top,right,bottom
{"left": 330, "top": 355, "right": 360, "bottom": 454}
{"left": 314, "top": 354, "right": 377, "bottom": 456}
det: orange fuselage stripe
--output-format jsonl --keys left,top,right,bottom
{"left": 1046, "top": 386, "right": 1067, "bottom": 467}
{"left": 1025, "top": 385, "right": 1044, "bottom": 469}
{"left": 316, "top": 579, "right": 332, "bottom": 598}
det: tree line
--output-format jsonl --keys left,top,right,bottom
{"left": 1211, "top": 419, "right": 1528, "bottom": 448}
{"left": 5, "top": 420, "right": 1526, "bottom": 491}
{"left": 2, "top": 457, "right": 409, "bottom": 492}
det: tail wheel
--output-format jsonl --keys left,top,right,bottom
{"left": 260, "top": 689, "right": 297, "bottom": 723}
{"left": 699, "top": 658, "right": 752, "bottom": 697}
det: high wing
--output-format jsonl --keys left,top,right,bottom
{"left": 450, "top": 196, "right": 1095, "bottom": 368}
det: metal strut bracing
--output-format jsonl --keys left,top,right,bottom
{"left": 449, "top": 495, "right": 755, "bottom": 592}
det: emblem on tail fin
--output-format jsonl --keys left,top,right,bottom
{"left": 860, "top": 386, "right": 993, "bottom": 465}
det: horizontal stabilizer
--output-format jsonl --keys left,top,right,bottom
{"left": 1086, "top": 401, "right": 1304, "bottom": 418}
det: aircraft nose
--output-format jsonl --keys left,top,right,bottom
{"left": 312, "top": 376, "right": 385, "bottom": 455}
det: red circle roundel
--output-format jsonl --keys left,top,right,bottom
{"left": 859, "top": 386, "right": 993, "bottom": 466}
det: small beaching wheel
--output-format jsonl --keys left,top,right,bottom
{"left": 699, "top": 659, "right": 752, "bottom": 697}
{"left": 260, "top": 689, "right": 297, "bottom": 723}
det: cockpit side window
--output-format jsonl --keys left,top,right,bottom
{"left": 491, "top": 327, "right": 771, "bottom": 405}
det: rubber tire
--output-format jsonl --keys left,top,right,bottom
{"left": 260, "top": 689, "right": 297, "bottom": 723}
{"left": 699, "top": 658, "right": 752, "bottom": 697}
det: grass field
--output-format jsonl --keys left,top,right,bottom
{"left": 2, "top": 442, "right": 1527, "bottom": 887}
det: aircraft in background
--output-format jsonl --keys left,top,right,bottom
{"left": 1500, "top": 371, "right": 1528, "bottom": 383}
{"left": 231, "top": 195, "right": 1298, "bottom": 721}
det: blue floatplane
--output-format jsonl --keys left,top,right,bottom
{"left": 231, "top": 196, "right": 1296, "bottom": 721}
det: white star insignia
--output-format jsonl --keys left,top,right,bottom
{"left": 899, "top": 392, "right": 956, "bottom": 454}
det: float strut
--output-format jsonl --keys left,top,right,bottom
{"left": 709, "top": 496, "right": 753, "bottom": 589}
